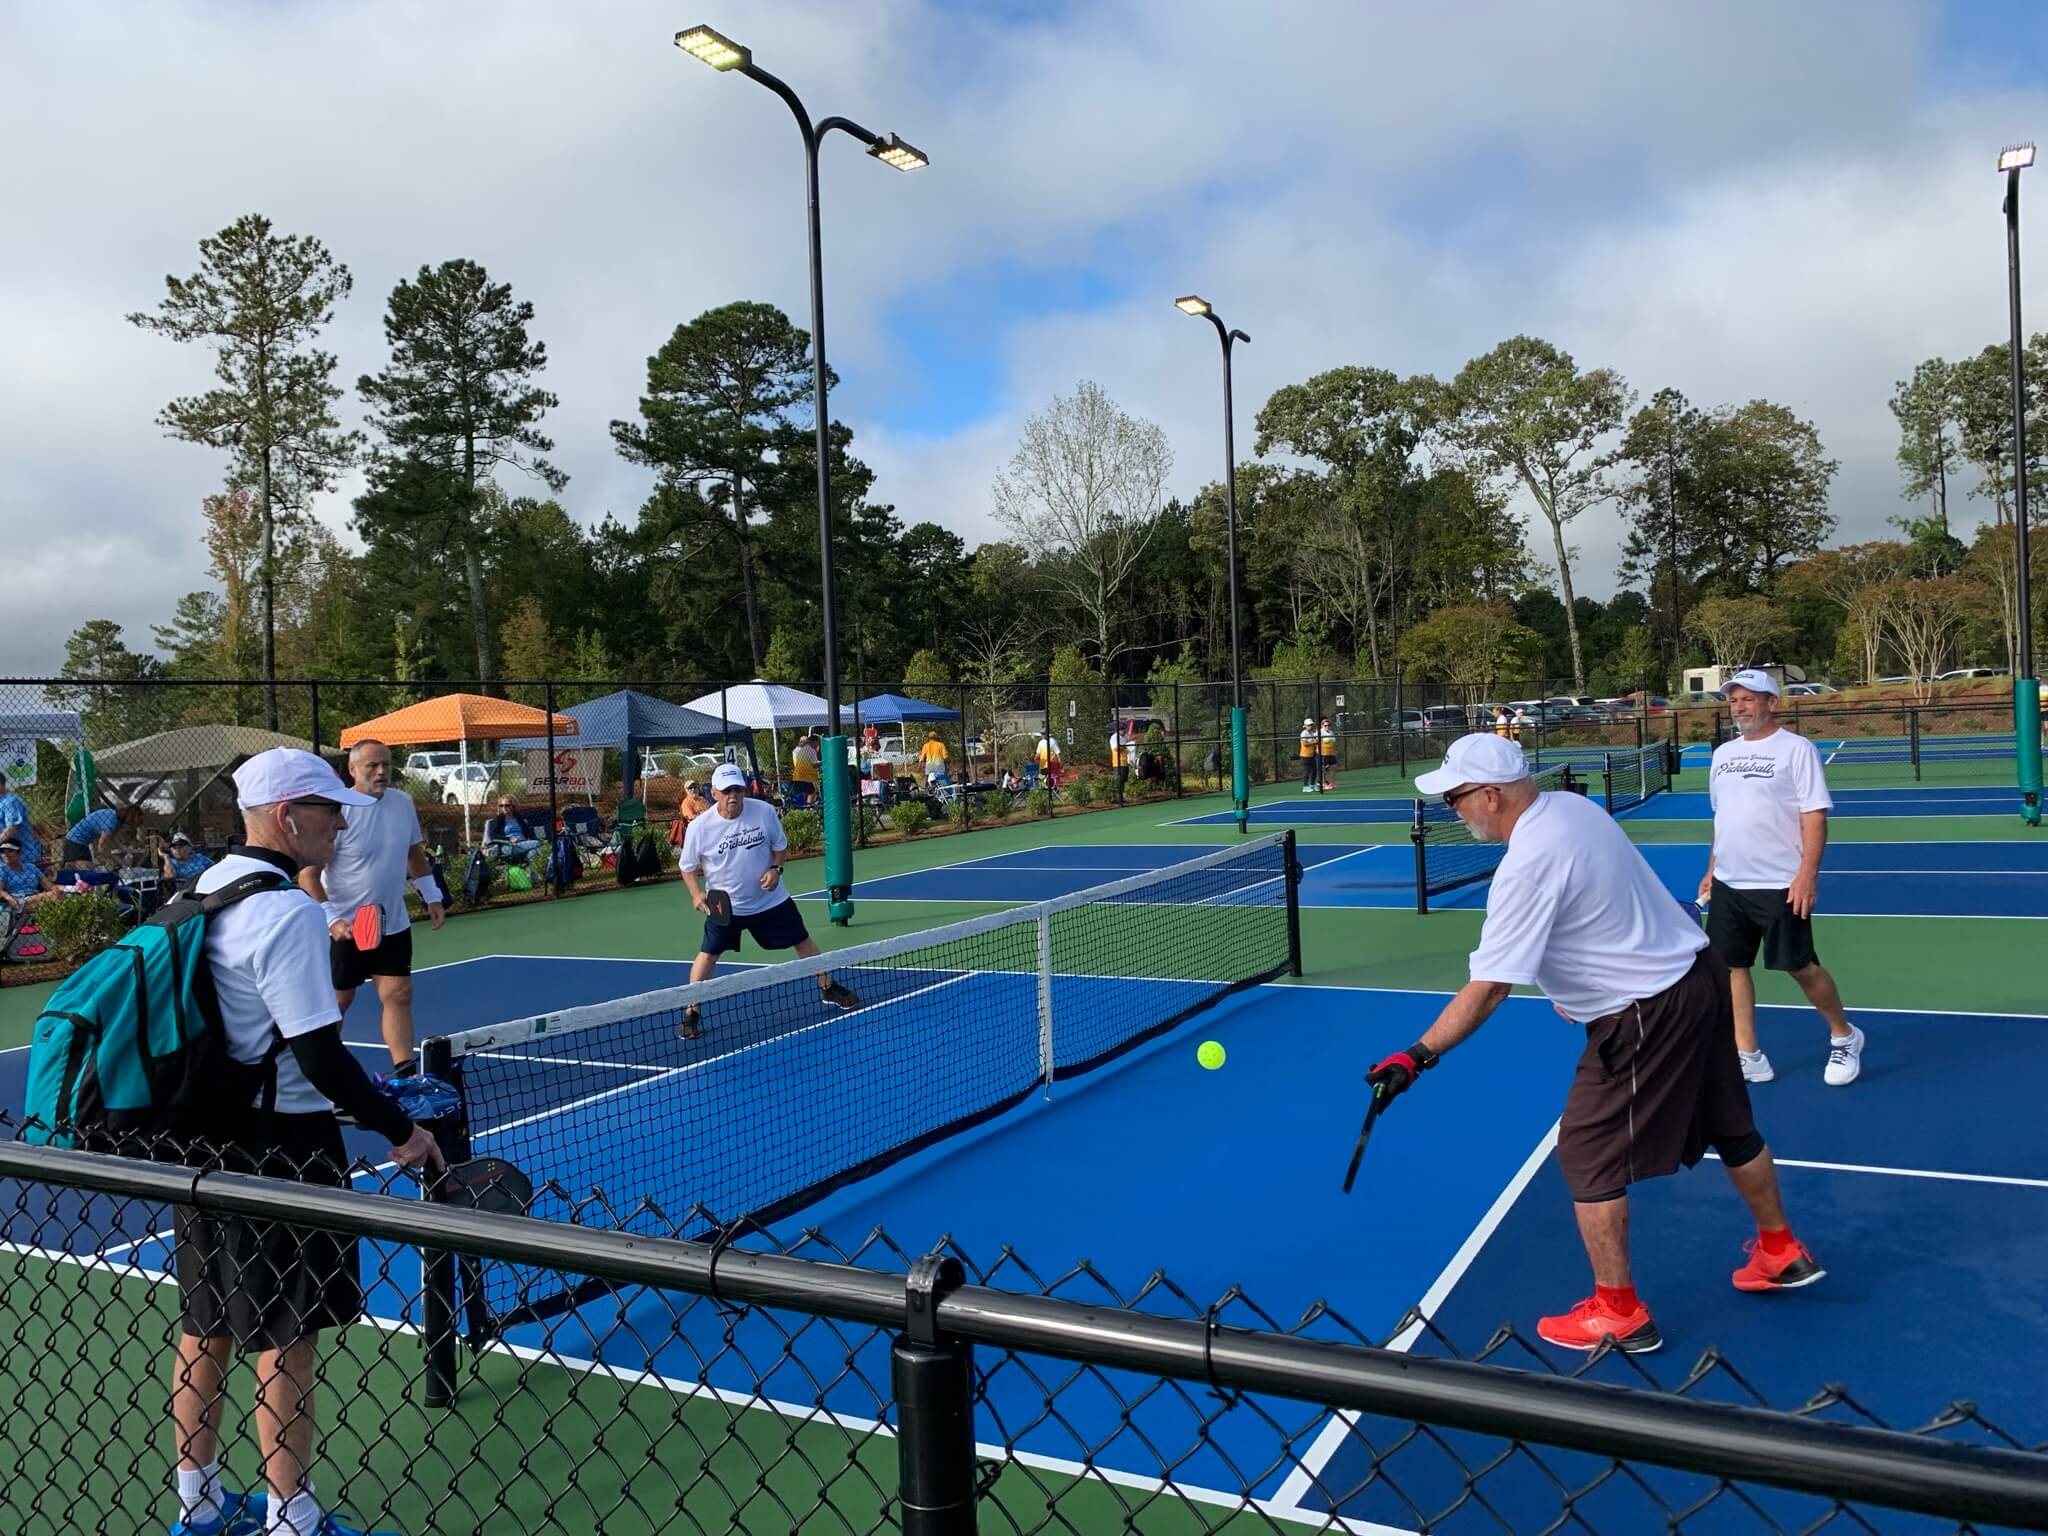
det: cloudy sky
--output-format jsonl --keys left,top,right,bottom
{"left": 3, "top": 0, "right": 2044, "bottom": 677}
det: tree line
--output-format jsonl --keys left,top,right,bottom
{"left": 48, "top": 213, "right": 2048, "bottom": 732}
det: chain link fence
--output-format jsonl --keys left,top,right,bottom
{"left": 1, "top": 1130, "right": 2044, "bottom": 1536}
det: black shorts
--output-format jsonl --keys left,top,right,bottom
{"left": 1557, "top": 949, "right": 1759, "bottom": 1202}
{"left": 171, "top": 1112, "right": 362, "bottom": 1350}
{"left": 699, "top": 896, "right": 809, "bottom": 957}
{"left": 330, "top": 925, "right": 414, "bottom": 990}
{"left": 1706, "top": 879, "right": 1817, "bottom": 972}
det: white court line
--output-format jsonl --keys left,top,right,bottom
{"left": 1705, "top": 1152, "right": 2048, "bottom": 1189}
{"left": 1267, "top": 1122, "right": 1561, "bottom": 1519}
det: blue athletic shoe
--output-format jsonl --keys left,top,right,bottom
{"left": 169, "top": 1488, "right": 266, "bottom": 1536}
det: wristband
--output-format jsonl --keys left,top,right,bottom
{"left": 1406, "top": 1040, "right": 1440, "bottom": 1071}
{"left": 413, "top": 876, "right": 441, "bottom": 904}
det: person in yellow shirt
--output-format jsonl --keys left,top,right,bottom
{"left": 1108, "top": 724, "right": 1132, "bottom": 802}
{"left": 1318, "top": 718, "right": 1337, "bottom": 792}
{"left": 1032, "top": 731, "right": 1062, "bottom": 788}
{"left": 1298, "top": 718, "right": 1318, "bottom": 794}
{"left": 918, "top": 730, "right": 950, "bottom": 787}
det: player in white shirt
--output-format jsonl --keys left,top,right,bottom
{"left": 169, "top": 748, "right": 440, "bottom": 1536}
{"left": 1364, "top": 733, "right": 1821, "bottom": 1355}
{"left": 1697, "top": 671, "right": 1860, "bottom": 1086}
{"left": 673, "top": 764, "right": 860, "bottom": 1039}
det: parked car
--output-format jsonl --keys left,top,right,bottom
{"left": 441, "top": 762, "right": 501, "bottom": 806}
{"left": 1389, "top": 708, "right": 1426, "bottom": 732}
{"left": 403, "top": 750, "right": 463, "bottom": 786}
{"left": 1421, "top": 705, "right": 1471, "bottom": 732}
{"left": 1936, "top": 667, "right": 2007, "bottom": 681}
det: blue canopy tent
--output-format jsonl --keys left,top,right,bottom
{"left": 502, "top": 689, "right": 752, "bottom": 796}
{"left": 853, "top": 692, "right": 961, "bottom": 723}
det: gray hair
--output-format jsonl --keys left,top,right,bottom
{"left": 348, "top": 739, "right": 391, "bottom": 763}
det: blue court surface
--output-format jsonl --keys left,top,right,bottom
{"left": 6, "top": 953, "right": 2043, "bottom": 1529}
{"left": 1171, "top": 782, "right": 2030, "bottom": 826}
{"left": 811, "top": 837, "right": 2048, "bottom": 918}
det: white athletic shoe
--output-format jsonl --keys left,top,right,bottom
{"left": 1823, "top": 1025, "right": 1864, "bottom": 1087}
{"left": 1738, "top": 1049, "right": 1774, "bottom": 1083}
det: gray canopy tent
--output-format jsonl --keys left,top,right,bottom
{"left": 93, "top": 722, "right": 329, "bottom": 832}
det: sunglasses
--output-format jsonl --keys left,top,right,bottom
{"left": 1441, "top": 784, "right": 1496, "bottom": 811}
{"left": 289, "top": 798, "right": 347, "bottom": 814}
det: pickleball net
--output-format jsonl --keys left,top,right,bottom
{"left": 424, "top": 830, "right": 1302, "bottom": 1337}
{"left": 1601, "top": 744, "right": 1672, "bottom": 815}
{"left": 1410, "top": 760, "right": 1577, "bottom": 912}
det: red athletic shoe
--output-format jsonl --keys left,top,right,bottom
{"left": 1536, "top": 1294, "right": 1662, "bottom": 1353}
{"left": 1731, "top": 1237, "right": 1825, "bottom": 1292}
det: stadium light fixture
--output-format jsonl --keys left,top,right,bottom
{"left": 674, "top": 25, "right": 749, "bottom": 71}
{"left": 669, "top": 24, "right": 928, "bottom": 912}
{"left": 1999, "top": 143, "right": 2036, "bottom": 172}
{"left": 1174, "top": 295, "right": 1212, "bottom": 316}
{"left": 866, "top": 132, "right": 929, "bottom": 172}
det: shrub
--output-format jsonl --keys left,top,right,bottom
{"left": 1067, "top": 777, "right": 1094, "bottom": 806}
{"left": 889, "top": 801, "right": 932, "bottom": 837}
{"left": 782, "top": 808, "right": 822, "bottom": 852}
{"left": 36, "top": 889, "right": 123, "bottom": 965}
{"left": 1025, "top": 788, "right": 1053, "bottom": 817}
{"left": 981, "top": 792, "right": 1012, "bottom": 820}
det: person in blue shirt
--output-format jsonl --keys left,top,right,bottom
{"left": 61, "top": 802, "right": 135, "bottom": 867}
{"left": 0, "top": 772, "right": 40, "bottom": 868}
{"left": 482, "top": 797, "right": 542, "bottom": 861}
{"left": 159, "top": 831, "right": 213, "bottom": 885}
{"left": 0, "top": 834, "right": 55, "bottom": 911}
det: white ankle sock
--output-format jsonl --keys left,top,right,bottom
{"left": 176, "top": 1461, "right": 224, "bottom": 1524}
{"left": 267, "top": 1486, "right": 322, "bottom": 1534}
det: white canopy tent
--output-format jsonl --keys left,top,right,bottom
{"left": 681, "top": 682, "right": 849, "bottom": 777}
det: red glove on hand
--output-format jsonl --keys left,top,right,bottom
{"left": 1366, "top": 1042, "right": 1439, "bottom": 1101}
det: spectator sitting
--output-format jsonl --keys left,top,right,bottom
{"left": 159, "top": 831, "right": 214, "bottom": 886}
{"left": 668, "top": 781, "right": 713, "bottom": 845}
{"left": 0, "top": 832, "right": 57, "bottom": 912}
{"left": 61, "top": 800, "right": 137, "bottom": 867}
{"left": 0, "top": 770, "right": 43, "bottom": 869}
{"left": 483, "top": 798, "right": 543, "bottom": 862}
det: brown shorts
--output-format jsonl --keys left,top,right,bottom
{"left": 1557, "top": 949, "right": 1759, "bottom": 1202}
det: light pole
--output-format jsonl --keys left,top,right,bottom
{"left": 676, "top": 25, "right": 927, "bottom": 918}
{"left": 2002, "top": 142, "right": 2040, "bottom": 826}
{"left": 1176, "top": 296, "right": 1251, "bottom": 833}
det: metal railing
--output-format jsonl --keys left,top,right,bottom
{"left": 1, "top": 1137, "right": 2043, "bottom": 1534}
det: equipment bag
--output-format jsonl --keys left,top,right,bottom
{"left": 546, "top": 829, "right": 579, "bottom": 894}
{"left": 461, "top": 848, "right": 492, "bottom": 906}
{"left": 615, "top": 832, "right": 640, "bottom": 887}
{"left": 21, "top": 872, "right": 291, "bottom": 1149}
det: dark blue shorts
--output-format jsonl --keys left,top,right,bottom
{"left": 700, "top": 895, "right": 809, "bottom": 957}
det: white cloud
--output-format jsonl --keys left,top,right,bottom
{"left": 2, "top": 0, "right": 2041, "bottom": 675}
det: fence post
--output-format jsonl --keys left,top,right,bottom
{"left": 420, "top": 1034, "right": 464, "bottom": 1410}
{"left": 893, "top": 1255, "right": 977, "bottom": 1536}
{"left": 544, "top": 679, "right": 559, "bottom": 846}
{"left": 1910, "top": 707, "right": 1922, "bottom": 782}
{"left": 1172, "top": 680, "right": 1183, "bottom": 797}
{"left": 958, "top": 683, "right": 972, "bottom": 833}
{"left": 308, "top": 681, "right": 321, "bottom": 759}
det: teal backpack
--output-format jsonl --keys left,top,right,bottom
{"left": 21, "top": 871, "right": 293, "bottom": 1149}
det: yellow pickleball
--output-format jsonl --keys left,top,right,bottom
{"left": 1197, "top": 1040, "right": 1226, "bottom": 1070}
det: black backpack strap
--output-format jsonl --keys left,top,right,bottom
{"left": 194, "top": 870, "right": 297, "bottom": 914}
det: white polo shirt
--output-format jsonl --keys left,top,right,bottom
{"left": 318, "top": 787, "right": 424, "bottom": 934}
{"left": 1708, "top": 728, "right": 1833, "bottom": 889}
{"left": 1469, "top": 790, "right": 1708, "bottom": 1022}
{"left": 679, "top": 798, "right": 789, "bottom": 918}
{"left": 196, "top": 853, "right": 344, "bottom": 1114}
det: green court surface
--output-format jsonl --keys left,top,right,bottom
{"left": 2, "top": 753, "right": 2041, "bottom": 1532}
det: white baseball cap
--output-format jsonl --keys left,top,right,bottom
{"left": 711, "top": 763, "right": 748, "bottom": 792}
{"left": 232, "top": 748, "right": 376, "bottom": 810}
{"left": 1723, "top": 669, "right": 1780, "bottom": 697}
{"left": 1302, "top": 717, "right": 1315, "bottom": 728}
{"left": 1414, "top": 733, "right": 1533, "bottom": 797}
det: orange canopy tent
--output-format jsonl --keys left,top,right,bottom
{"left": 338, "top": 694, "right": 578, "bottom": 748}
{"left": 339, "top": 694, "right": 579, "bottom": 843}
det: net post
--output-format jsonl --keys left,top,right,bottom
{"left": 1282, "top": 829, "right": 1303, "bottom": 977}
{"left": 958, "top": 683, "right": 972, "bottom": 832}
{"left": 892, "top": 1255, "right": 976, "bottom": 1536}
{"left": 1410, "top": 800, "right": 1429, "bottom": 915}
{"left": 1229, "top": 706, "right": 1249, "bottom": 835}
{"left": 1602, "top": 752, "right": 1616, "bottom": 816}
{"left": 1036, "top": 911, "right": 1054, "bottom": 1098}
{"left": 420, "top": 1033, "right": 461, "bottom": 1410}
